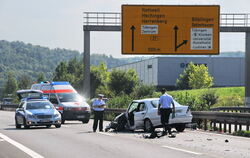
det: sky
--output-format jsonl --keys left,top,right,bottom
{"left": 0, "top": 0, "right": 249, "bottom": 58}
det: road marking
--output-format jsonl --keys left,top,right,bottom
{"left": 0, "top": 133, "right": 44, "bottom": 158}
{"left": 0, "top": 138, "right": 4, "bottom": 142}
{"left": 162, "top": 145, "right": 202, "bottom": 155}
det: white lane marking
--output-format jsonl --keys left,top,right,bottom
{"left": 0, "top": 138, "right": 4, "bottom": 142}
{"left": 162, "top": 145, "right": 202, "bottom": 155}
{"left": 98, "top": 132, "right": 114, "bottom": 136}
{"left": 0, "top": 133, "right": 44, "bottom": 158}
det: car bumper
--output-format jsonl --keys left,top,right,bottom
{"left": 26, "top": 118, "right": 61, "bottom": 126}
{"left": 61, "top": 110, "right": 91, "bottom": 121}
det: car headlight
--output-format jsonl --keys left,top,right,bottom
{"left": 27, "top": 114, "right": 36, "bottom": 119}
{"left": 54, "top": 114, "right": 60, "bottom": 118}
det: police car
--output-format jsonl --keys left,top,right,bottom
{"left": 31, "top": 81, "right": 91, "bottom": 124}
{"left": 15, "top": 90, "right": 61, "bottom": 129}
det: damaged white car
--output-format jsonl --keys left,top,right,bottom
{"left": 106, "top": 98, "right": 193, "bottom": 132}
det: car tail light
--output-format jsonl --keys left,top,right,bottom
{"left": 56, "top": 106, "right": 64, "bottom": 111}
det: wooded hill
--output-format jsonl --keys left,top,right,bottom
{"left": 0, "top": 40, "right": 144, "bottom": 91}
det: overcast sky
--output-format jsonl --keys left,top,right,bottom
{"left": 0, "top": 0, "right": 249, "bottom": 58}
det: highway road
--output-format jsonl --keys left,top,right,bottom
{"left": 0, "top": 110, "right": 250, "bottom": 158}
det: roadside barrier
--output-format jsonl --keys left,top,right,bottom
{"left": 1, "top": 105, "right": 250, "bottom": 133}
{"left": 0, "top": 104, "right": 18, "bottom": 111}
{"left": 210, "top": 106, "right": 250, "bottom": 113}
{"left": 192, "top": 111, "right": 250, "bottom": 133}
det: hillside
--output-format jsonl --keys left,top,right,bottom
{"left": 0, "top": 40, "right": 145, "bottom": 93}
{"left": 0, "top": 40, "right": 81, "bottom": 86}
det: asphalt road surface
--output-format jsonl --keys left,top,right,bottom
{"left": 0, "top": 110, "right": 250, "bottom": 158}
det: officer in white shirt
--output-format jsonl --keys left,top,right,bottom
{"left": 92, "top": 94, "right": 106, "bottom": 132}
{"left": 158, "top": 88, "right": 175, "bottom": 135}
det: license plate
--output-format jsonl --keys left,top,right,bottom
{"left": 41, "top": 120, "right": 50, "bottom": 122}
{"left": 77, "top": 115, "right": 85, "bottom": 119}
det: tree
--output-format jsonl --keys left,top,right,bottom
{"left": 108, "top": 69, "right": 138, "bottom": 95}
{"left": 176, "top": 62, "right": 196, "bottom": 89}
{"left": 3, "top": 72, "right": 18, "bottom": 97}
{"left": 53, "top": 61, "right": 74, "bottom": 82}
{"left": 18, "top": 74, "right": 31, "bottom": 89}
{"left": 90, "top": 63, "right": 110, "bottom": 97}
{"left": 188, "top": 64, "right": 213, "bottom": 89}
{"left": 37, "top": 72, "right": 46, "bottom": 83}
{"left": 176, "top": 62, "right": 213, "bottom": 89}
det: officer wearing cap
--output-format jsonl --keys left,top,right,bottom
{"left": 92, "top": 94, "right": 106, "bottom": 132}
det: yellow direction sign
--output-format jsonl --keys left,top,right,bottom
{"left": 122, "top": 5, "right": 220, "bottom": 55}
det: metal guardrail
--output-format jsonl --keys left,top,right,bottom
{"left": 210, "top": 106, "right": 250, "bottom": 113}
{"left": 84, "top": 12, "right": 250, "bottom": 27}
{"left": 192, "top": 111, "right": 250, "bottom": 133}
{"left": 0, "top": 104, "right": 18, "bottom": 111}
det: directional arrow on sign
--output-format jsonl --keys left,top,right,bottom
{"left": 130, "top": 25, "right": 136, "bottom": 51}
{"left": 174, "top": 25, "right": 188, "bottom": 52}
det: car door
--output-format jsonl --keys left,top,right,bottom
{"left": 16, "top": 102, "right": 25, "bottom": 124}
{"left": 134, "top": 102, "right": 147, "bottom": 128}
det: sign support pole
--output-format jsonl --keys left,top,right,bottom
{"left": 83, "top": 30, "right": 90, "bottom": 99}
{"left": 245, "top": 32, "right": 250, "bottom": 106}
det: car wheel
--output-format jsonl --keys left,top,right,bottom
{"left": 46, "top": 125, "right": 51, "bottom": 128}
{"left": 144, "top": 119, "right": 154, "bottom": 132}
{"left": 23, "top": 118, "right": 30, "bottom": 129}
{"left": 82, "top": 119, "right": 89, "bottom": 124}
{"left": 55, "top": 124, "right": 61, "bottom": 128}
{"left": 15, "top": 118, "right": 21, "bottom": 129}
{"left": 61, "top": 119, "right": 65, "bottom": 124}
{"left": 175, "top": 124, "right": 186, "bottom": 132}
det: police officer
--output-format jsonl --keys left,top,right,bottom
{"left": 158, "top": 88, "right": 175, "bottom": 135}
{"left": 92, "top": 94, "right": 106, "bottom": 132}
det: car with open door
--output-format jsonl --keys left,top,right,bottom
{"left": 15, "top": 90, "right": 61, "bottom": 129}
{"left": 126, "top": 98, "right": 193, "bottom": 132}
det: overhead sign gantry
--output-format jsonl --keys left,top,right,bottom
{"left": 122, "top": 5, "right": 220, "bottom": 55}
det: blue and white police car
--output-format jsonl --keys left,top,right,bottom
{"left": 15, "top": 90, "right": 61, "bottom": 129}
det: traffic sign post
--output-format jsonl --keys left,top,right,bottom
{"left": 122, "top": 5, "right": 220, "bottom": 55}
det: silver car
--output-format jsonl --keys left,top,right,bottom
{"left": 15, "top": 90, "right": 61, "bottom": 129}
{"left": 126, "top": 98, "right": 193, "bottom": 132}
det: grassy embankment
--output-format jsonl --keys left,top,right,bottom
{"left": 168, "top": 87, "right": 244, "bottom": 107}
{"left": 107, "top": 87, "right": 245, "bottom": 110}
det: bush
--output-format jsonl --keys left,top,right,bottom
{"left": 132, "top": 84, "right": 156, "bottom": 99}
{"left": 233, "top": 130, "right": 250, "bottom": 137}
{"left": 107, "top": 94, "right": 133, "bottom": 109}
{"left": 214, "top": 96, "right": 244, "bottom": 107}
{"left": 199, "top": 90, "right": 218, "bottom": 110}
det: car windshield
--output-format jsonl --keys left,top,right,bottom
{"left": 151, "top": 99, "right": 181, "bottom": 108}
{"left": 57, "top": 93, "right": 82, "bottom": 102}
{"left": 26, "top": 101, "right": 54, "bottom": 110}
{"left": 19, "top": 92, "right": 42, "bottom": 99}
